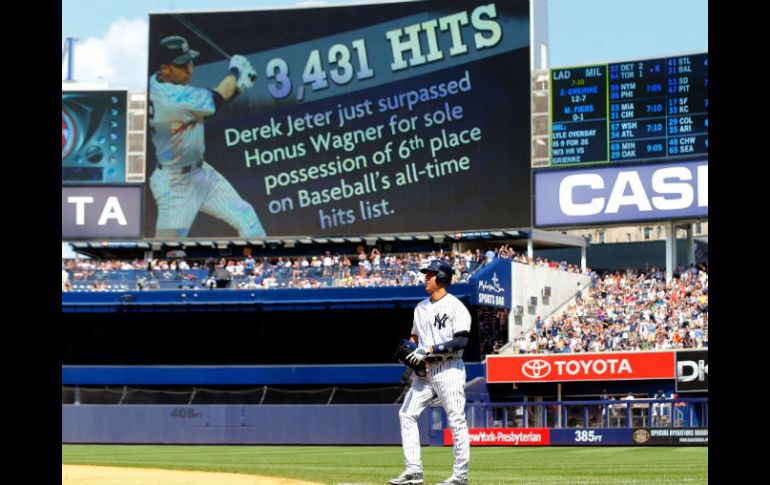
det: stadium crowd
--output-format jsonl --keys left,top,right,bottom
{"left": 509, "top": 263, "right": 708, "bottom": 353}
{"left": 62, "top": 246, "right": 707, "bottom": 352}
{"left": 61, "top": 244, "right": 588, "bottom": 291}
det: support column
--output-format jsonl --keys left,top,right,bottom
{"left": 581, "top": 246, "right": 587, "bottom": 271}
{"left": 665, "top": 221, "right": 676, "bottom": 282}
{"left": 527, "top": 236, "right": 534, "bottom": 259}
{"left": 687, "top": 223, "right": 696, "bottom": 266}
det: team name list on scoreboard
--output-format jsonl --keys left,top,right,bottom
{"left": 550, "top": 53, "right": 708, "bottom": 166}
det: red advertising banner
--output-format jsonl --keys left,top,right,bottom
{"left": 445, "top": 428, "right": 550, "bottom": 446}
{"left": 486, "top": 351, "right": 675, "bottom": 383}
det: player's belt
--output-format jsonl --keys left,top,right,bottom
{"left": 426, "top": 354, "right": 460, "bottom": 362}
{"left": 158, "top": 159, "right": 203, "bottom": 174}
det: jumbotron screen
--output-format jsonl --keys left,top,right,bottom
{"left": 145, "top": 0, "right": 531, "bottom": 239}
{"left": 550, "top": 53, "right": 708, "bottom": 166}
{"left": 62, "top": 90, "right": 128, "bottom": 184}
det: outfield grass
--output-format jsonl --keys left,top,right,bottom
{"left": 62, "top": 444, "right": 707, "bottom": 484}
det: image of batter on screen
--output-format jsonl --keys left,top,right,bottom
{"left": 148, "top": 35, "right": 265, "bottom": 238}
{"left": 390, "top": 259, "right": 471, "bottom": 485}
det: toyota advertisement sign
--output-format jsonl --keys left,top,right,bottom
{"left": 486, "top": 351, "right": 675, "bottom": 383}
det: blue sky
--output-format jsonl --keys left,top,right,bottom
{"left": 62, "top": 0, "right": 707, "bottom": 89}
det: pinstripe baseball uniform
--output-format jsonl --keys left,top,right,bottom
{"left": 148, "top": 72, "right": 265, "bottom": 238}
{"left": 399, "top": 292, "right": 471, "bottom": 479}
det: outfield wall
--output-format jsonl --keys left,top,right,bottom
{"left": 62, "top": 404, "right": 430, "bottom": 445}
{"left": 62, "top": 403, "right": 707, "bottom": 446}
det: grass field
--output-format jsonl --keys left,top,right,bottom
{"left": 62, "top": 444, "right": 707, "bottom": 484}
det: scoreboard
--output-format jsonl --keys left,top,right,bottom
{"left": 550, "top": 53, "right": 707, "bottom": 166}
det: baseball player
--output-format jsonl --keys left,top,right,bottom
{"left": 148, "top": 35, "right": 266, "bottom": 238}
{"left": 390, "top": 259, "right": 471, "bottom": 485}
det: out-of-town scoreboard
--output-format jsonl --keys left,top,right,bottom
{"left": 550, "top": 52, "right": 707, "bottom": 166}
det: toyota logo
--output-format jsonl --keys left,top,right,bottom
{"left": 522, "top": 359, "right": 552, "bottom": 379}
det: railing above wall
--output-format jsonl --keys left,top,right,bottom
{"left": 433, "top": 398, "right": 708, "bottom": 432}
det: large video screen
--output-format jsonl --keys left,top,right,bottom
{"left": 550, "top": 53, "right": 708, "bottom": 166}
{"left": 62, "top": 90, "right": 128, "bottom": 184}
{"left": 145, "top": 0, "right": 531, "bottom": 239}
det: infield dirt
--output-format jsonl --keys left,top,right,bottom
{"left": 62, "top": 464, "right": 325, "bottom": 484}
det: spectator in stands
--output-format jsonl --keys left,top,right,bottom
{"left": 204, "top": 275, "right": 216, "bottom": 289}
{"left": 599, "top": 389, "right": 613, "bottom": 419}
{"left": 340, "top": 255, "right": 352, "bottom": 278}
{"left": 310, "top": 256, "right": 322, "bottom": 276}
{"left": 361, "top": 256, "right": 372, "bottom": 276}
{"left": 291, "top": 258, "right": 302, "bottom": 279}
{"left": 497, "top": 244, "right": 515, "bottom": 259}
{"left": 693, "top": 325, "right": 704, "bottom": 348}
{"left": 322, "top": 251, "right": 333, "bottom": 276}
{"left": 244, "top": 253, "right": 255, "bottom": 276}
{"left": 652, "top": 389, "right": 667, "bottom": 426}
{"left": 357, "top": 246, "right": 367, "bottom": 276}
{"left": 62, "top": 268, "right": 71, "bottom": 291}
{"left": 534, "top": 315, "right": 544, "bottom": 335}
{"left": 370, "top": 247, "right": 381, "bottom": 271}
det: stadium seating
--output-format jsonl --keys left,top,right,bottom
{"left": 509, "top": 264, "right": 708, "bottom": 353}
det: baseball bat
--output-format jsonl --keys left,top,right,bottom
{"left": 173, "top": 14, "right": 232, "bottom": 60}
{"left": 173, "top": 15, "right": 258, "bottom": 84}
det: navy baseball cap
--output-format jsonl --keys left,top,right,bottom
{"left": 420, "top": 259, "right": 453, "bottom": 282}
{"left": 420, "top": 259, "right": 451, "bottom": 274}
{"left": 159, "top": 35, "right": 199, "bottom": 66}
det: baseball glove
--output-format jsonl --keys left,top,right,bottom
{"left": 395, "top": 340, "right": 427, "bottom": 377}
